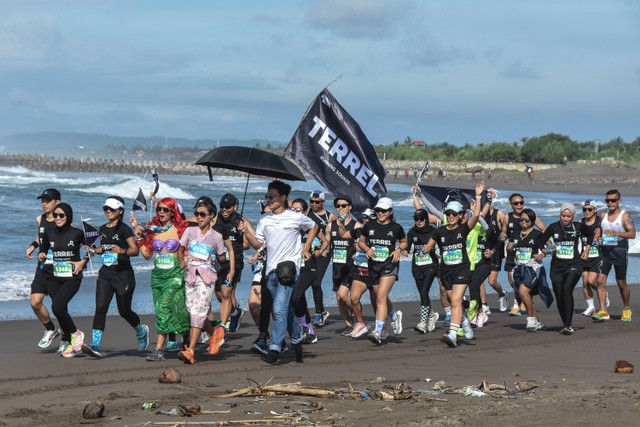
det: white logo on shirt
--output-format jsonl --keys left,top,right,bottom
{"left": 68, "top": 240, "right": 75, "bottom": 247}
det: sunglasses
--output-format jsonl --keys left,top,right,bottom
{"left": 103, "top": 206, "right": 117, "bottom": 213}
{"left": 374, "top": 208, "right": 390, "bottom": 214}
{"left": 582, "top": 207, "right": 595, "bottom": 212}
{"left": 414, "top": 217, "right": 427, "bottom": 222}
{"left": 518, "top": 217, "right": 532, "bottom": 223}
{"left": 194, "top": 211, "right": 209, "bottom": 218}
{"left": 605, "top": 198, "right": 619, "bottom": 204}
{"left": 265, "top": 193, "right": 278, "bottom": 201}
{"left": 335, "top": 203, "right": 350, "bottom": 209}
{"left": 156, "top": 206, "right": 171, "bottom": 213}
{"left": 309, "top": 199, "right": 323, "bottom": 204}
{"left": 511, "top": 201, "right": 524, "bottom": 206}
{"left": 444, "top": 211, "right": 460, "bottom": 216}
{"left": 53, "top": 212, "right": 66, "bottom": 219}
{"left": 220, "top": 204, "right": 235, "bottom": 209}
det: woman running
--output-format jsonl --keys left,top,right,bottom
{"left": 175, "top": 197, "right": 226, "bottom": 364}
{"left": 358, "top": 197, "right": 408, "bottom": 345}
{"left": 82, "top": 196, "right": 149, "bottom": 358}
{"left": 422, "top": 181, "right": 485, "bottom": 348}
{"left": 37, "top": 203, "right": 88, "bottom": 357}
{"left": 131, "top": 197, "right": 190, "bottom": 361}
{"left": 579, "top": 200, "right": 604, "bottom": 316}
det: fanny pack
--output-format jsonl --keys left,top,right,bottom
{"left": 276, "top": 260, "right": 296, "bottom": 285}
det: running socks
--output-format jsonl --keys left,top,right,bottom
{"left": 390, "top": 310, "right": 398, "bottom": 322}
{"left": 420, "top": 306, "right": 429, "bottom": 323}
{"left": 91, "top": 329, "right": 103, "bottom": 347}
{"left": 375, "top": 320, "right": 385, "bottom": 334}
{"left": 44, "top": 321, "right": 56, "bottom": 331}
{"left": 449, "top": 322, "right": 460, "bottom": 335}
{"left": 585, "top": 298, "right": 595, "bottom": 309}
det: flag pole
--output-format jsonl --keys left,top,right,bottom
{"left": 81, "top": 216, "right": 97, "bottom": 276}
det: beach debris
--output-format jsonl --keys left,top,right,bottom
{"left": 370, "top": 376, "right": 386, "bottom": 383}
{"left": 463, "top": 386, "right": 487, "bottom": 397}
{"left": 514, "top": 381, "right": 538, "bottom": 392}
{"left": 178, "top": 403, "right": 202, "bottom": 416}
{"left": 142, "top": 401, "right": 159, "bottom": 410}
{"left": 614, "top": 360, "right": 634, "bottom": 373}
{"left": 159, "top": 367, "right": 181, "bottom": 384}
{"left": 82, "top": 401, "right": 105, "bottom": 419}
{"left": 433, "top": 380, "right": 449, "bottom": 391}
{"left": 218, "top": 382, "right": 337, "bottom": 399}
{"left": 157, "top": 408, "right": 181, "bottom": 416}
{"left": 424, "top": 378, "right": 432, "bottom": 382}
{"left": 478, "top": 379, "right": 508, "bottom": 392}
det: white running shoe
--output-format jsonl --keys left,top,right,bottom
{"left": 38, "top": 329, "right": 60, "bottom": 349}
{"left": 415, "top": 321, "right": 427, "bottom": 334}
{"left": 198, "top": 331, "right": 210, "bottom": 344}
{"left": 606, "top": 296, "right": 610, "bottom": 308}
{"left": 526, "top": 316, "right": 537, "bottom": 331}
{"left": 499, "top": 294, "right": 509, "bottom": 312}
{"left": 390, "top": 311, "right": 403, "bottom": 335}
{"left": 57, "top": 340, "right": 69, "bottom": 355}
{"left": 461, "top": 317, "right": 474, "bottom": 340}
{"left": 350, "top": 322, "right": 370, "bottom": 338}
{"left": 581, "top": 306, "right": 596, "bottom": 316}
{"left": 482, "top": 304, "right": 491, "bottom": 315}
{"left": 427, "top": 311, "right": 439, "bottom": 332}
{"left": 475, "top": 311, "right": 488, "bottom": 328}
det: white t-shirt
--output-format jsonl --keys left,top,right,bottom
{"left": 255, "top": 209, "right": 316, "bottom": 275}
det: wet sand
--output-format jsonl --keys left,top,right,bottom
{"left": 0, "top": 287, "right": 638, "bottom": 426}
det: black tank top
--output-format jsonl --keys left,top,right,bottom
{"left": 330, "top": 219, "right": 356, "bottom": 264}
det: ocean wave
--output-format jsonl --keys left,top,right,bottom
{"left": 0, "top": 272, "right": 32, "bottom": 302}
{"left": 74, "top": 176, "right": 195, "bottom": 200}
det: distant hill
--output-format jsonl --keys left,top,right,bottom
{"left": 0, "top": 132, "right": 286, "bottom": 156}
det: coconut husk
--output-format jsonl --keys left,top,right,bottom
{"left": 82, "top": 401, "right": 105, "bottom": 419}
{"left": 159, "top": 367, "right": 182, "bottom": 383}
{"left": 614, "top": 360, "right": 634, "bottom": 373}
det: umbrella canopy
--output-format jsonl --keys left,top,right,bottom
{"left": 195, "top": 146, "right": 307, "bottom": 182}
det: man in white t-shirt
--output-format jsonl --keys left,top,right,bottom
{"left": 244, "top": 180, "right": 319, "bottom": 364}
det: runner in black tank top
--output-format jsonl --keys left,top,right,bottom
{"left": 308, "top": 190, "right": 332, "bottom": 327}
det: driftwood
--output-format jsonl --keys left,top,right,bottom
{"left": 217, "top": 383, "right": 335, "bottom": 399}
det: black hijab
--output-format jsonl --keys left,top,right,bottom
{"left": 54, "top": 202, "right": 74, "bottom": 232}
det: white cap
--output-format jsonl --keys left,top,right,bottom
{"left": 310, "top": 190, "right": 325, "bottom": 200}
{"left": 363, "top": 208, "right": 375, "bottom": 218}
{"left": 103, "top": 198, "right": 124, "bottom": 210}
{"left": 444, "top": 200, "right": 464, "bottom": 213}
{"left": 583, "top": 200, "right": 599, "bottom": 210}
{"left": 375, "top": 197, "right": 393, "bottom": 210}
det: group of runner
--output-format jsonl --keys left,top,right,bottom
{"left": 26, "top": 182, "right": 635, "bottom": 363}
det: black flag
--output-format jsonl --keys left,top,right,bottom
{"left": 285, "top": 88, "right": 387, "bottom": 214}
{"left": 417, "top": 184, "right": 486, "bottom": 211}
{"left": 82, "top": 220, "right": 103, "bottom": 248}
{"left": 132, "top": 187, "right": 148, "bottom": 211}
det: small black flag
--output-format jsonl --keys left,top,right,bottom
{"left": 132, "top": 188, "right": 148, "bottom": 211}
{"left": 82, "top": 221, "right": 104, "bottom": 248}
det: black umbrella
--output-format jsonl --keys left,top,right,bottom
{"left": 195, "top": 146, "right": 307, "bottom": 214}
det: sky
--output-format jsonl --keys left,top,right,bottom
{"left": 0, "top": 0, "right": 638, "bottom": 146}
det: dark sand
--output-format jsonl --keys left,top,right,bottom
{"left": 0, "top": 289, "right": 638, "bottom": 426}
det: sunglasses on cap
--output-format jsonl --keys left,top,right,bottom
{"left": 511, "top": 200, "right": 524, "bottom": 206}
{"left": 53, "top": 212, "right": 66, "bottom": 219}
{"left": 156, "top": 206, "right": 171, "bottom": 213}
{"left": 374, "top": 208, "right": 390, "bottom": 213}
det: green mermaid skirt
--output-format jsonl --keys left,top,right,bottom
{"left": 151, "top": 266, "right": 190, "bottom": 334}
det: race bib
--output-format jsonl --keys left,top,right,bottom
{"left": 54, "top": 261, "right": 73, "bottom": 278}
{"left": 442, "top": 249, "right": 463, "bottom": 265}
{"left": 555, "top": 245, "right": 574, "bottom": 260}
{"left": 414, "top": 251, "right": 433, "bottom": 266}
{"left": 45, "top": 250, "right": 54, "bottom": 265}
{"left": 154, "top": 253, "right": 177, "bottom": 270}
{"left": 602, "top": 234, "right": 619, "bottom": 246}
{"left": 353, "top": 251, "right": 368, "bottom": 267}
{"left": 312, "top": 237, "right": 322, "bottom": 250}
{"left": 101, "top": 251, "right": 118, "bottom": 267}
{"left": 515, "top": 247, "right": 532, "bottom": 265}
{"left": 588, "top": 245, "right": 599, "bottom": 258}
{"left": 372, "top": 245, "right": 390, "bottom": 262}
{"left": 333, "top": 247, "right": 348, "bottom": 264}
{"left": 189, "top": 240, "right": 212, "bottom": 261}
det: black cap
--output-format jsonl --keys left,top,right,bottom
{"left": 193, "top": 196, "right": 215, "bottom": 210}
{"left": 220, "top": 193, "right": 239, "bottom": 207}
{"left": 37, "top": 188, "right": 61, "bottom": 200}
{"left": 333, "top": 194, "right": 352, "bottom": 207}
{"left": 413, "top": 209, "right": 428, "bottom": 220}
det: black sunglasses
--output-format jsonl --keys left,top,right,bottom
{"left": 414, "top": 216, "right": 427, "bottom": 221}
{"left": 156, "top": 206, "right": 171, "bottom": 213}
{"left": 310, "top": 199, "right": 323, "bottom": 204}
{"left": 53, "top": 212, "right": 66, "bottom": 219}
{"left": 374, "top": 208, "right": 390, "bottom": 213}
{"left": 583, "top": 207, "right": 595, "bottom": 212}
{"left": 335, "top": 203, "right": 350, "bottom": 209}
{"left": 220, "top": 204, "right": 235, "bottom": 209}
{"left": 265, "top": 193, "right": 277, "bottom": 201}
{"left": 605, "top": 198, "right": 619, "bottom": 203}
{"left": 103, "top": 206, "right": 117, "bottom": 212}
{"left": 193, "top": 211, "right": 209, "bottom": 218}
{"left": 444, "top": 210, "right": 460, "bottom": 216}
{"left": 511, "top": 201, "right": 524, "bottom": 206}
{"left": 518, "top": 217, "right": 531, "bottom": 223}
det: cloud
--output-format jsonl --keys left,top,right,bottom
{"left": 501, "top": 60, "right": 539, "bottom": 79}
{"left": 303, "top": 0, "right": 414, "bottom": 40}
{"left": 0, "top": 12, "right": 62, "bottom": 64}
{"left": 406, "top": 41, "right": 474, "bottom": 68}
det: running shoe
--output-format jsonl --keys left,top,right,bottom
{"left": 367, "top": 329, "right": 382, "bottom": 345}
{"left": 560, "top": 326, "right": 575, "bottom": 335}
{"left": 38, "top": 329, "right": 60, "bottom": 349}
{"left": 606, "top": 292, "right": 610, "bottom": 308}
{"left": 427, "top": 311, "right": 439, "bottom": 332}
{"left": 442, "top": 312, "right": 451, "bottom": 323}
{"left": 177, "top": 346, "right": 195, "bottom": 364}
{"left": 525, "top": 316, "right": 537, "bottom": 331}
{"left": 465, "top": 301, "right": 478, "bottom": 322}
{"left": 482, "top": 304, "right": 491, "bottom": 315}
{"left": 457, "top": 327, "right": 464, "bottom": 337}
{"left": 581, "top": 306, "right": 596, "bottom": 316}
{"left": 146, "top": 349, "right": 166, "bottom": 361}
{"left": 81, "top": 343, "right": 102, "bottom": 358}
{"left": 621, "top": 308, "right": 632, "bottom": 322}
{"left": 499, "top": 294, "right": 509, "bottom": 312}
{"left": 534, "top": 319, "right": 544, "bottom": 331}
{"left": 224, "top": 321, "right": 231, "bottom": 331}
{"left": 198, "top": 331, "right": 210, "bottom": 344}
{"left": 461, "top": 318, "right": 474, "bottom": 340}
{"left": 165, "top": 341, "right": 180, "bottom": 352}
{"left": 415, "top": 321, "right": 427, "bottom": 334}
{"left": 57, "top": 341, "right": 69, "bottom": 355}
{"left": 380, "top": 328, "right": 389, "bottom": 340}
{"left": 261, "top": 350, "right": 280, "bottom": 365}
{"left": 280, "top": 340, "right": 289, "bottom": 353}
{"left": 509, "top": 307, "right": 521, "bottom": 317}
{"left": 441, "top": 332, "right": 457, "bottom": 348}
{"left": 312, "top": 311, "right": 330, "bottom": 327}
{"left": 303, "top": 333, "right": 318, "bottom": 344}
{"left": 339, "top": 326, "right": 354, "bottom": 336}
{"left": 592, "top": 310, "right": 610, "bottom": 322}
{"left": 350, "top": 322, "right": 370, "bottom": 338}
{"left": 70, "top": 330, "right": 84, "bottom": 353}
{"left": 60, "top": 344, "right": 77, "bottom": 358}
{"left": 208, "top": 326, "right": 226, "bottom": 355}
{"left": 250, "top": 337, "right": 268, "bottom": 355}
{"left": 474, "top": 310, "right": 488, "bottom": 328}
{"left": 229, "top": 307, "right": 244, "bottom": 332}
{"left": 136, "top": 324, "right": 149, "bottom": 352}
{"left": 390, "top": 310, "right": 403, "bottom": 335}
{"left": 519, "top": 302, "right": 527, "bottom": 314}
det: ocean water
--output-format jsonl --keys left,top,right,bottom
{"left": 1, "top": 166, "right": 639, "bottom": 321}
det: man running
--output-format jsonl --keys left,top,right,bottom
{"left": 26, "top": 188, "right": 62, "bottom": 350}
{"left": 593, "top": 190, "right": 636, "bottom": 322}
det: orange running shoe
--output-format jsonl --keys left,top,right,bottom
{"left": 177, "top": 346, "right": 195, "bottom": 364}
{"left": 208, "top": 326, "right": 226, "bottom": 355}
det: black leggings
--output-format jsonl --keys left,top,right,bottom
{"left": 412, "top": 267, "right": 438, "bottom": 307}
{"left": 291, "top": 267, "right": 315, "bottom": 322}
{"left": 47, "top": 277, "right": 81, "bottom": 340}
{"left": 311, "top": 255, "right": 330, "bottom": 313}
{"left": 549, "top": 267, "right": 581, "bottom": 327}
{"left": 93, "top": 270, "right": 140, "bottom": 331}
{"left": 469, "top": 263, "right": 492, "bottom": 305}
{"left": 258, "top": 276, "right": 273, "bottom": 337}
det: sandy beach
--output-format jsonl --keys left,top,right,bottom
{"left": 0, "top": 288, "right": 638, "bottom": 426}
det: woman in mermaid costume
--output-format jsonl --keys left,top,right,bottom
{"left": 131, "top": 197, "right": 189, "bottom": 361}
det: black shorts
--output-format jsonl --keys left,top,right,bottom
{"left": 97, "top": 267, "right": 136, "bottom": 296}
{"left": 369, "top": 259, "right": 399, "bottom": 286}
{"left": 440, "top": 265, "right": 471, "bottom": 290}
{"left": 582, "top": 257, "right": 601, "bottom": 274}
{"left": 597, "top": 258, "right": 628, "bottom": 281}
{"left": 411, "top": 266, "right": 438, "bottom": 284}
{"left": 352, "top": 266, "right": 372, "bottom": 290}
{"left": 332, "top": 262, "right": 353, "bottom": 291}
{"left": 216, "top": 264, "right": 243, "bottom": 292}
{"left": 504, "top": 258, "right": 515, "bottom": 274}
{"left": 30, "top": 269, "right": 49, "bottom": 295}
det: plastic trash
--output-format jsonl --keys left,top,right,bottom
{"left": 463, "top": 386, "right": 487, "bottom": 397}
{"left": 142, "top": 401, "right": 159, "bottom": 410}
